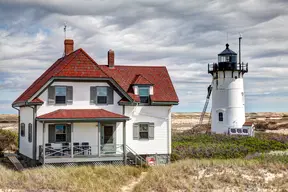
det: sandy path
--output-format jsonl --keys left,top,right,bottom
{"left": 121, "top": 172, "right": 147, "bottom": 192}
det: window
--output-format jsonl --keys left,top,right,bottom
{"left": 138, "top": 86, "right": 150, "bottom": 103}
{"left": 28, "top": 123, "right": 32, "bottom": 142}
{"left": 55, "top": 125, "right": 66, "bottom": 142}
{"left": 97, "top": 87, "right": 108, "bottom": 104}
{"left": 55, "top": 86, "right": 67, "bottom": 104}
{"left": 133, "top": 123, "right": 154, "bottom": 140}
{"left": 20, "top": 123, "right": 25, "bottom": 137}
{"left": 139, "top": 124, "right": 149, "bottom": 139}
{"left": 219, "top": 112, "right": 223, "bottom": 122}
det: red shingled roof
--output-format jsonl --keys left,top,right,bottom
{"left": 100, "top": 65, "right": 178, "bottom": 103}
{"left": 13, "top": 49, "right": 108, "bottom": 104}
{"left": 132, "top": 74, "right": 153, "bottom": 85}
{"left": 37, "top": 109, "right": 129, "bottom": 120}
{"left": 13, "top": 47, "right": 178, "bottom": 105}
{"left": 31, "top": 98, "right": 44, "bottom": 103}
{"left": 243, "top": 122, "right": 253, "bottom": 126}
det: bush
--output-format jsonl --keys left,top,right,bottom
{"left": 0, "top": 129, "right": 18, "bottom": 155}
{"left": 171, "top": 132, "right": 288, "bottom": 161}
{"left": 254, "top": 122, "right": 269, "bottom": 131}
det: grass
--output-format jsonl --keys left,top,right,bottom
{"left": 133, "top": 157, "right": 288, "bottom": 192}
{"left": 0, "top": 164, "right": 143, "bottom": 192}
{"left": 1, "top": 155, "right": 288, "bottom": 191}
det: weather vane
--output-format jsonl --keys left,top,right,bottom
{"left": 64, "top": 23, "right": 67, "bottom": 39}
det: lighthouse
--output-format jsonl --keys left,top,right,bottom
{"left": 208, "top": 37, "right": 249, "bottom": 134}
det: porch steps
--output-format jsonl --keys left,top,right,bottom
{"left": 7, "top": 156, "right": 24, "bottom": 171}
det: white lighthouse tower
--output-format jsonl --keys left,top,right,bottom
{"left": 208, "top": 38, "right": 249, "bottom": 134}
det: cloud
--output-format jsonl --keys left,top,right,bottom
{"left": 0, "top": 0, "right": 288, "bottom": 113}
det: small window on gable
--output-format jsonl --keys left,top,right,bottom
{"left": 138, "top": 86, "right": 150, "bottom": 103}
{"left": 55, "top": 86, "right": 67, "bottom": 104}
{"left": 20, "top": 123, "right": 25, "bottom": 137}
{"left": 28, "top": 123, "right": 32, "bottom": 142}
{"left": 219, "top": 112, "right": 223, "bottom": 122}
{"left": 97, "top": 87, "right": 108, "bottom": 104}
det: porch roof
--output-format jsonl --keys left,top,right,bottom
{"left": 36, "top": 109, "right": 129, "bottom": 122}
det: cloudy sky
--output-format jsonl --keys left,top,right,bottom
{"left": 0, "top": 0, "right": 287, "bottom": 114}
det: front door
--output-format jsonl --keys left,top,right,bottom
{"left": 101, "top": 125, "right": 115, "bottom": 154}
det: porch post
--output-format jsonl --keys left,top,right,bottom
{"left": 123, "top": 121, "right": 127, "bottom": 165}
{"left": 71, "top": 123, "right": 74, "bottom": 158}
{"left": 98, "top": 122, "right": 101, "bottom": 157}
{"left": 42, "top": 122, "right": 45, "bottom": 164}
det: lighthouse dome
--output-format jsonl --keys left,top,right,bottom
{"left": 219, "top": 44, "right": 237, "bottom": 56}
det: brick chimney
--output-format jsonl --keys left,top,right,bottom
{"left": 108, "top": 49, "right": 115, "bottom": 68}
{"left": 64, "top": 39, "right": 74, "bottom": 55}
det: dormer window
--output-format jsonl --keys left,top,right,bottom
{"left": 139, "top": 86, "right": 150, "bottom": 103}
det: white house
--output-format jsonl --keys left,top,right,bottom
{"left": 12, "top": 39, "right": 179, "bottom": 165}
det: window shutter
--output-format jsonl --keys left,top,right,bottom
{"left": 90, "top": 86, "right": 96, "bottom": 104}
{"left": 107, "top": 87, "right": 114, "bottom": 104}
{"left": 66, "top": 124, "right": 71, "bottom": 142}
{"left": 28, "top": 123, "right": 32, "bottom": 143}
{"left": 20, "top": 123, "right": 25, "bottom": 137}
{"left": 148, "top": 123, "right": 154, "bottom": 140}
{"left": 133, "top": 123, "right": 139, "bottom": 140}
{"left": 48, "top": 124, "right": 55, "bottom": 143}
{"left": 66, "top": 86, "right": 73, "bottom": 104}
{"left": 48, "top": 86, "right": 55, "bottom": 105}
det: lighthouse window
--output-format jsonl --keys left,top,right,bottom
{"left": 219, "top": 112, "right": 223, "bottom": 122}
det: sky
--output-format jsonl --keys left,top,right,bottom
{"left": 0, "top": 0, "right": 287, "bottom": 114}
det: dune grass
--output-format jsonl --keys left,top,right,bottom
{"left": 133, "top": 157, "right": 288, "bottom": 192}
{"left": 0, "top": 164, "right": 143, "bottom": 192}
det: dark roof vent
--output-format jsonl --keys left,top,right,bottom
{"left": 218, "top": 43, "right": 237, "bottom": 56}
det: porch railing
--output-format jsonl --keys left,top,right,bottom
{"left": 100, "top": 144, "right": 123, "bottom": 156}
{"left": 39, "top": 145, "right": 99, "bottom": 159}
{"left": 39, "top": 144, "right": 125, "bottom": 160}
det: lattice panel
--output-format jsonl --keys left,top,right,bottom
{"left": 43, "top": 160, "right": 124, "bottom": 167}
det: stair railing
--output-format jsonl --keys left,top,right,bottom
{"left": 125, "top": 145, "right": 147, "bottom": 166}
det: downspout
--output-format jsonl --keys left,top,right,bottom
{"left": 122, "top": 105, "right": 127, "bottom": 165}
{"left": 12, "top": 106, "right": 20, "bottom": 151}
{"left": 167, "top": 106, "right": 172, "bottom": 163}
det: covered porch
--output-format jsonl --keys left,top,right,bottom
{"left": 36, "top": 109, "right": 129, "bottom": 164}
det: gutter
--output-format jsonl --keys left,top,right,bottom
{"left": 35, "top": 117, "right": 130, "bottom": 122}
{"left": 12, "top": 106, "right": 20, "bottom": 151}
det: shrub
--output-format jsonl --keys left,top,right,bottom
{"left": 0, "top": 129, "right": 18, "bottom": 155}
{"left": 171, "top": 132, "right": 288, "bottom": 161}
{"left": 254, "top": 122, "right": 269, "bottom": 131}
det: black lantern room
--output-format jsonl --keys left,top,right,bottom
{"left": 218, "top": 43, "right": 237, "bottom": 71}
{"left": 208, "top": 43, "right": 248, "bottom": 75}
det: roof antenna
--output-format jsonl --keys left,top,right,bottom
{"left": 226, "top": 32, "right": 229, "bottom": 43}
{"left": 62, "top": 23, "right": 67, "bottom": 57}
